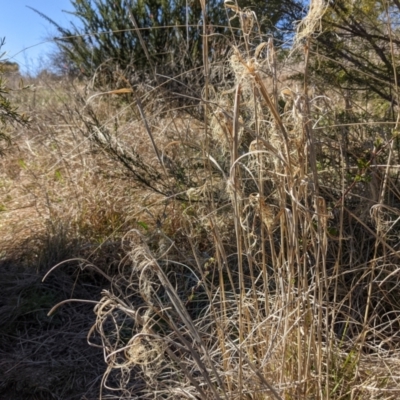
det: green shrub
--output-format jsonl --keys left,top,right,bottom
{"left": 0, "top": 38, "right": 29, "bottom": 153}
{"left": 31, "top": 0, "right": 303, "bottom": 89}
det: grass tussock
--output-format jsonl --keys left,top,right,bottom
{"left": 2, "top": 1, "right": 400, "bottom": 399}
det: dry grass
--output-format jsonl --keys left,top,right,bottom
{"left": 0, "top": 73, "right": 134, "bottom": 399}
{"left": 2, "top": 1, "right": 400, "bottom": 399}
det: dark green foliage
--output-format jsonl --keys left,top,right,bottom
{"left": 31, "top": 0, "right": 303, "bottom": 89}
{"left": 313, "top": 0, "right": 400, "bottom": 106}
{"left": 0, "top": 38, "right": 29, "bottom": 152}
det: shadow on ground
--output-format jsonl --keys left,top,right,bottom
{"left": 0, "top": 252, "right": 108, "bottom": 400}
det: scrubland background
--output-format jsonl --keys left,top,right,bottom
{"left": 2, "top": 0, "right": 400, "bottom": 399}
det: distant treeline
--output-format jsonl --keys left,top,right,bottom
{"left": 0, "top": 61, "right": 19, "bottom": 73}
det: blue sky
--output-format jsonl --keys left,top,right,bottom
{"left": 0, "top": 0, "right": 77, "bottom": 74}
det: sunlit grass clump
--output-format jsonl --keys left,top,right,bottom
{"left": 2, "top": 1, "right": 400, "bottom": 399}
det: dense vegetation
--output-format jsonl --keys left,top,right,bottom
{"left": 35, "top": 0, "right": 303, "bottom": 75}
{"left": 0, "top": 38, "right": 28, "bottom": 152}
{"left": 2, "top": 0, "right": 400, "bottom": 399}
